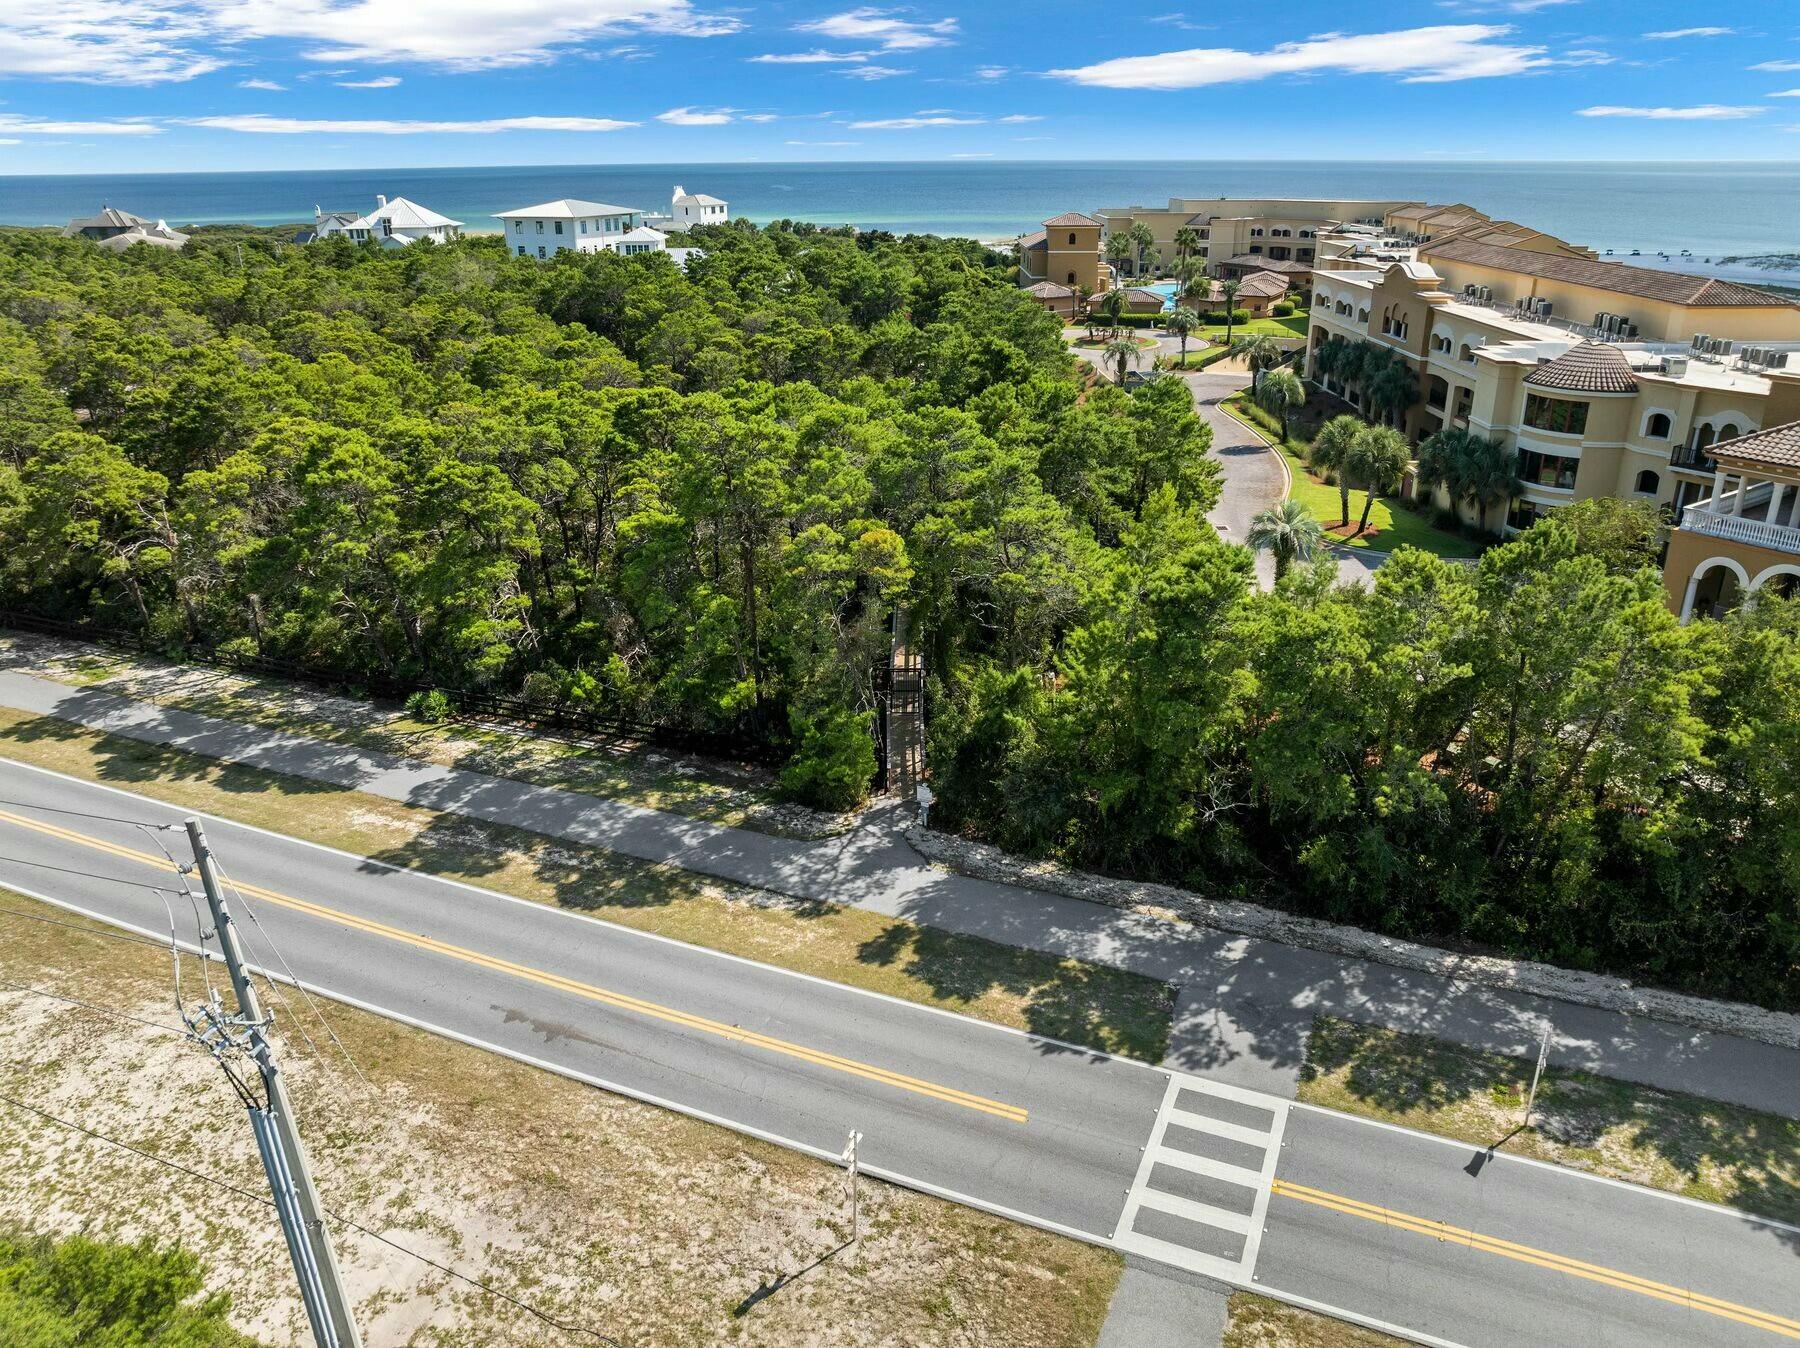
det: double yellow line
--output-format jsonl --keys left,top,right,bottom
{"left": 0, "top": 807, "right": 1029, "bottom": 1124}
{"left": 1273, "top": 1179, "right": 1800, "bottom": 1340}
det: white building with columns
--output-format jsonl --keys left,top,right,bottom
{"left": 495, "top": 199, "right": 671, "bottom": 258}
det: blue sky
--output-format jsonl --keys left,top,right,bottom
{"left": 1, "top": 3, "right": 1797, "bottom": 172}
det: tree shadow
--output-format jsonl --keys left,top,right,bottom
{"left": 0, "top": 710, "right": 337, "bottom": 798}
{"left": 855, "top": 919, "right": 1174, "bottom": 1062}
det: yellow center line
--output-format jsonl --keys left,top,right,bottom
{"left": 0, "top": 808, "right": 1029, "bottom": 1124}
{"left": 1272, "top": 1179, "right": 1800, "bottom": 1340}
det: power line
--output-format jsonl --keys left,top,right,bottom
{"left": 0, "top": 1088, "right": 622, "bottom": 1346}
{"left": 0, "top": 903, "right": 174, "bottom": 949}
{"left": 0, "top": 799, "right": 181, "bottom": 829}
{"left": 0, "top": 976, "right": 192, "bottom": 1038}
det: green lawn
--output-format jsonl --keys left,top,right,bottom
{"left": 1222, "top": 395, "right": 1483, "bottom": 559}
{"left": 1197, "top": 314, "right": 1309, "bottom": 341}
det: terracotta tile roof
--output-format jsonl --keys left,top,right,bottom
{"left": 1116, "top": 287, "right": 1165, "bottom": 302}
{"left": 1222, "top": 254, "right": 1311, "bottom": 273}
{"left": 1711, "top": 421, "right": 1800, "bottom": 472}
{"left": 1018, "top": 230, "right": 1046, "bottom": 250}
{"left": 1421, "top": 239, "right": 1795, "bottom": 308}
{"left": 1234, "top": 271, "right": 1293, "bottom": 299}
{"left": 1523, "top": 342, "right": 1640, "bottom": 394}
{"left": 1024, "top": 280, "right": 1075, "bottom": 297}
{"left": 1044, "top": 211, "right": 1101, "bottom": 228}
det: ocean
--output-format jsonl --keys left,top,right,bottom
{"left": 2, "top": 160, "right": 1797, "bottom": 273}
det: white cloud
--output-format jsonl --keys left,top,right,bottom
{"left": 749, "top": 49, "right": 868, "bottom": 63}
{"left": 1751, "top": 60, "right": 1800, "bottom": 72}
{"left": 973, "top": 64, "right": 1008, "bottom": 78}
{"left": 1447, "top": 0, "right": 1576, "bottom": 11}
{"left": 658, "top": 105, "right": 732, "bottom": 124}
{"left": 740, "top": 112, "right": 779, "bottom": 122}
{"left": 1766, "top": 88, "right": 1800, "bottom": 97}
{"left": 238, "top": 77, "right": 286, "bottom": 89}
{"left": 850, "top": 113, "right": 982, "bottom": 128}
{"left": 337, "top": 74, "right": 401, "bottom": 87}
{"left": 1642, "top": 27, "right": 1733, "bottom": 39}
{"left": 0, "top": 2, "right": 224, "bottom": 83}
{"left": 0, "top": 113, "right": 161, "bottom": 134}
{"left": 795, "top": 8, "right": 956, "bottom": 51}
{"left": 0, "top": 138, "right": 20, "bottom": 144}
{"left": 786, "top": 138, "right": 860, "bottom": 145}
{"left": 996, "top": 113, "right": 1040, "bottom": 123}
{"left": 1576, "top": 104, "right": 1762, "bottom": 119}
{"left": 0, "top": 0, "right": 740, "bottom": 81}
{"left": 1051, "top": 26, "right": 1553, "bottom": 89}
{"left": 182, "top": 113, "right": 638, "bottom": 132}
{"left": 838, "top": 63, "right": 908, "bottom": 79}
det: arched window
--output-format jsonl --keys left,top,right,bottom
{"left": 1066, "top": 271, "right": 1076, "bottom": 285}
{"left": 1067, "top": 232, "right": 1077, "bottom": 245}
{"left": 1634, "top": 470, "right": 1660, "bottom": 494}
{"left": 1644, "top": 412, "right": 1672, "bottom": 439}
{"left": 1694, "top": 423, "right": 1717, "bottom": 450}
{"left": 1716, "top": 423, "right": 1741, "bottom": 445}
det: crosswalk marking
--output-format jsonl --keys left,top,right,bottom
{"left": 1113, "top": 1071, "right": 1290, "bottom": 1281}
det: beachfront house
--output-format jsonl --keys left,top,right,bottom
{"left": 95, "top": 220, "right": 189, "bottom": 253}
{"left": 305, "top": 206, "right": 362, "bottom": 242}
{"left": 494, "top": 199, "right": 651, "bottom": 257}
{"left": 61, "top": 206, "right": 154, "bottom": 241}
{"left": 671, "top": 186, "right": 728, "bottom": 229}
{"left": 324, "top": 196, "right": 463, "bottom": 247}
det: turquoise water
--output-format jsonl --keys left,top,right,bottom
{"left": 1141, "top": 281, "right": 1181, "bottom": 311}
{"left": 1, "top": 160, "right": 1797, "bottom": 261}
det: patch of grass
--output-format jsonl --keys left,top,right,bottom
{"left": 1297, "top": 1016, "right": 1800, "bottom": 1226}
{"left": 1198, "top": 316, "right": 1309, "bottom": 341}
{"left": 1223, "top": 1293, "right": 1408, "bottom": 1347}
{"left": 0, "top": 887, "right": 1124, "bottom": 1345}
{"left": 0, "top": 633, "right": 828, "bottom": 838}
{"left": 1157, "top": 346, "right": 1234, "bottom": 372}
{"left": 1221, "top": 396, "right": 1482, "bottom": 559}
{"left": 0, "top": 707, "right": 1174, "bottom": 1062}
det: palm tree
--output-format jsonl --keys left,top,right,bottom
{"left": 1347, "top": 425, "right": 1412, "bottom": 533}
{"left": 1232, "top": 333, "right": 1286, "bottom": 391}
{"left": 1098, "top": 287, "right": 1126, "bottom": 336}
{"left": 1105, "top": 335, "right": 1138, "bottom": 384}
{"left": 1173, "top": 225, "right": 1202, "bottom": 262}
{"left": 1256, "top": 368, "right": 1305, "bottom": 441}
{"left": 1414, "top": 428, "right": 1468, "bottom": 513}
{"left": 1460, "top": 435, "right": 1521, "bottom": 535}
{"left": 1129, "top": 221, "right": 1156, "bottom": 277}
{"left": 1218, "top": 277, "right": 1243, "bottom": 346}
{"left": 1248, "top": 499, "right": 1326, "bottom": 582}
{"left": 1310, "top": 414, "right": 1363, "bottom": 528}
{"left": 1104, "top": 233, "right": 1134, "bottom": 288}
{"left": 1175, "top": 256, "right": 1210, "bottom": 309}
{"left": 1165, "top": 305, "right": 1199, "bottom": 366}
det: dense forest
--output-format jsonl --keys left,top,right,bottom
{"left": 0, "top": 223, "right": 1794, "bottom": 1007}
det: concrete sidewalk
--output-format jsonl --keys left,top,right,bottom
{"left": 1, "top": 665, "right": 1795, "bottom": 1119}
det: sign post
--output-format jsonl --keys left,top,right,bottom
{"left": 1523, "top": 1025, "right": 1552, "bottom": 1128}
{"left": 842, "top": 1130, "right": 864, "bottom": 1244}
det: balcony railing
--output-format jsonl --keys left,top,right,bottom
{"left": 1680, "top": 504, "right": 1800, "bottom": 555}
{"left": 1670, "top": 444, "right": 1717, "bottom": 472}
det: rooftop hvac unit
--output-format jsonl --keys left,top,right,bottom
{"left": 1775, "top": 352, "right": 1792, "bottom": 369}
{"left": 1532, "top": 299, "right": 1554, "bottom": 317}
{"left": 1665, "top": 355, "right": 1689, "bottom": 377}
{"left": 1465, "top": 283, "right": 1478, "bottom": 296}
{"left": 1623, "top": 324, "right": 1639, "bottom": 340}
{"left": 1691, "top": 332, "right": 1710, "bottom": 351}
{"left": 1719, "top": 339, "right": 1734, "bottom": 356}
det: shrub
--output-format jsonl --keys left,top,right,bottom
{"left": 1199, "top": 309, "right": 1253, "bottom": 325}
{"left": 1433, "top": 507, "right": 1462, "bottom": 533}
{"left": 405, "top": 688, "right": 454, "bottom": 723}
{"left": 1272, "top": 300, "right": 1296, "bottom": 317}
{"left": 780, "top": 707, "right": 877, "bottom": 811}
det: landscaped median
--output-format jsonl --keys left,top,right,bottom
{"left": 1298, "top": 1017, "right": 1800, "bottom": 1227}
{"left": 1220, "top": 394, "right": 1482, "bottom": 560}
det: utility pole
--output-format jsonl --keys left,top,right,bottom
{"left": 1523, "top": 1023, "right": 1552, "bottom": 1129}
{"left": 184, "top": 819, "right": 363, "bottom": 1348}
{"left": 841, "top": 1130, "right": 863, "bottom": 1245}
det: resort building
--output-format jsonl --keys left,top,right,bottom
{"left": 1091, "top": 197, "right": 1412, "bottom": 277}
{"left": 1196, "top": 270, "right": 1292, "bottom": 316}
{"left": 1305, "top": 247, "right": 1800, "bottom": 534}
{"left": 318, "top": 196, "right": 462, "bottom": 248}
{"left": 1018, "top": 212, "right": 1109, "bottom": 295}
{"left": 1216, "top": 254, "right": 1312, "bottom": 291}
{"left": 1663, "top": 422, "right": 1800, "bottom": 619}
{"left": 62, "top": 206, "right": 156, "bottom": 241}
{"left": 1021, "top": 281, "right": 1080, "bottom": 318}
{"left": 495, "top": 199, "right": 645, "bottom": 257}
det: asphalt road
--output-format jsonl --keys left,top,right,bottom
{"left": 2, "top": 760, "right": 1797, "bottom": 1347}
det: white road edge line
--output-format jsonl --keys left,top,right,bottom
{"left": 1288, "top": 1100, "right": 1800, "bottom": 1236}
{"left": 0, "top": 752, "right": 1167, "bottom": 1075}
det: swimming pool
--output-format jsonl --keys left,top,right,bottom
{"left": 1141, "top": 280, "right": 1180, "bottom": 311}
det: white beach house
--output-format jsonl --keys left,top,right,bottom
{"left": 671, "top": 186, "right": 728, "bottom": 229}
{"left": 494, "top": 199, "right": 660, "bottom": 258}
{"left": 315, "top": 196, "right": 462, "bottom": 247}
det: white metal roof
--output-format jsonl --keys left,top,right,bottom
{"left": 346, "top": 196, "right": 462, "bottom": 230}
{"left": 674, "top": 191, "right": 726, "bottom": 206}
{"left": 616, "top": 226, "right": 667, "bottom": 244}
{"left": 495, "top": 198, "right": 638, "bottom": 219}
